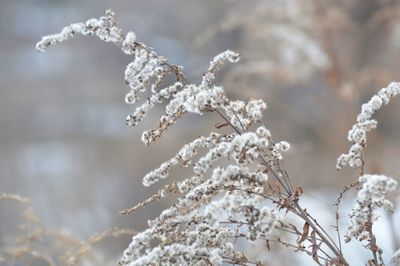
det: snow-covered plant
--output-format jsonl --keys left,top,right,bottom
{"left": 37, "top": 9, "right": 399, "bottom": 266}
{"left": 346, "top": 175, "right": 397, "bottom": 243}
{"left": 337, "top": 82, "right": 400, "bottom": 171}
{"left": 335, "top": 82, "right": 400, "bottom": 265}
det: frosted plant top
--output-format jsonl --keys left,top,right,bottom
{"left": 336, "top": 82, "right": 400, "bottom": 170}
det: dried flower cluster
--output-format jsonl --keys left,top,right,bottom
{"left": 336, "top": 82, "right": 400, "bottom": 170}
{"left": 36, "top": 9, "right": 269, "bottom": 147}
{"left": 345, "top": 174, "right": 397, "bottom": 242}
{"left": 120, "top": 165, "right": 279, "bottom": 265}
{"left": 36, "top": 9, "right": 399, "bottom": 266}
{"left": 36, "top": 9, "right": 124, "bottom": 51}
{"left": 37, "top": 10, "right": 282, "bottom": 265}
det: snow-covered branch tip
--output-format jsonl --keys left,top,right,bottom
{"left": 345, "top": 174, "right": 397, "bottom": 243}
{"left": 37, "top": 10, "right": 268, "bottom": 146}
{"left": 336, "top": 82, "right": 400, "bottom": 170}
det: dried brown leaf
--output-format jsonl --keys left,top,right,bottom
{"left": 215, "top": 122, "right": 229, "bottom": 129}
{"left": 311, "top": 230, "right": 320, "bottom": 264}
{"left": 298, "top": 222, "right": 309, "bottom": 246}
{"left": 295, "top": 187, "right": 303, "bottom": 197}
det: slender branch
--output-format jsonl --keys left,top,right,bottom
{"left": 214, "top": 108, "right": 243, "bottom": 135}
{"left": 366, "top": 205, "right": 381, "bottom": 266}
{"left": 214, "top": 99, "right": 347, "bottom": 265}
{"left": 274, "top": 226, "right": 333, "bottom": 259}
{"left": 262, "top": 237, "right": 329, "bottom": 266}
{"left": 304, "top": 208, "right": 340, "bottom": 252}
{"left": 224, "top": 101, "right": 247, "bottom": 132}
{"left": 333, "top": 180, "right": 360, "bottom": 254}
{"left": 292, "top": 201, "right": 348, "bottom": 265}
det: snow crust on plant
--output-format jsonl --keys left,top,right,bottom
{"left": 37, "top": 9, "right": 268, "bottom": 146}
{"left": 345, "top": 174, "right": 397, "bottom": 242}
{"left": 142, "top": 132, "right": 230, "bottom": 187}
{"left": 36, "top": 9, "right": 400, "bottom": 266}
{"left": 36, "top": 9, "right": 124, "bottom": 52}
{"left": 337, "top": 82, "right": 400, "bottom": 170}
{"left": 120, "top": 165, "right": 278, "bottom": 266}
{"left": 193, "top": 131, "right": 270, "bottom": 175}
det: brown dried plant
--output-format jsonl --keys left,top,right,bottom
{"left": 0, "top": 193, "right": 134, "bottom": 265}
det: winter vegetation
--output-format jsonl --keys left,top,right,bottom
{"left": 2, "top": 2, "right": 400, "bottom": 266}
{"left": 30, "top": 9, "right": 400, "bottom": 266}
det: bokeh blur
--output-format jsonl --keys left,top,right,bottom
{"left": 1, "top": 0, "right": 400, "bottom": 265}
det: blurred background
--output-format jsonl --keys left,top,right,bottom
{"left": 1, "top": 0, "right": 400, "bottom": 265}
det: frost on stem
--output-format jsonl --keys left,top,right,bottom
{"left": 345, "top": 174, "right": 397, "bottom": 243}
{"left": 137, "top": 49, "right": 267, "bottom": 145}
{"left": 336, "top": 82, "right": 400, "bottom": 170}
{"left": 272, "top": 141, "right": 290, "bottom": 160}
{"left": 38, "top": 10, "right": 291, "bottom": 266}
{"left": 193, "top": 131, "right": 270, "bottom": 175}
{"left": 36, "top": 9, "right": 124, "bottom": 51}
{"left": 120, "top": 165, "right": 278, "bottom": 266}
{"left": 36, "top": 9, "right": 268, "bottom": 146}
{"left": 142, "top": 132, "right": 231, "bottom": 187}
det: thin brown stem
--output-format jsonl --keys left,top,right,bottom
{"left": 333, "top": 180, "right": 360, "bottom": 254}
{"left": 274, "top": 226, "right": 333, "bottom": 259}
{"left": 304, "top": 209, "right": 341, "bottom": 252}
{"left": 263, "top": 238, "right": 329, "bottom": 266}
{"left": 293, "top": 201, "right": 348, "bottom": 265}
{"left": 214, "top": 108, "right": 243, "bottom": 135}
{"left": 367, "top": 205, "right": 382, "bottom": 266}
